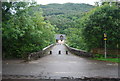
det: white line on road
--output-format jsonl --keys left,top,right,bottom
{"left": 68, "top": 61, "right": 77, "bottom": 63}
{"left": 29, "top": 61, "right": 39, "bottom": 64}
{"left": 106, "top": 63, "right": 118, "bottom": 66}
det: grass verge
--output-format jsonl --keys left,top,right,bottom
{"left": 92, "top": 54, "right": 120, "bottom": 63}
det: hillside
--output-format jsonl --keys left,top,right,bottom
{"left": 40, "top": 3, "right": 95, "bottom": 33}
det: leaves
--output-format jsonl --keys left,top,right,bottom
{"left": 81, "top": 4, "right": 120, "bottom": 51}
{"left": 2, "top": 2, "right": 55, "bottom": 58}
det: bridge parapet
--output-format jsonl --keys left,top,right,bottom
{"left": 28, "top": 44, "right": 55, "bottom": 61}
{"left": 64, "top": 44, "right": 93, "bottom": 57}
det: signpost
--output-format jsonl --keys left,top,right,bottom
{"left": 104, "top": 33, "right": 107, "bottom": 58}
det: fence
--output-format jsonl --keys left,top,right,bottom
{"left": 91, "top": 48, "right": 120, "bottom": 55}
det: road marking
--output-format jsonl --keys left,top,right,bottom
{"left": 106, "top": 63, "right": 113, "bottom": 66}
{"left": 68, "top": 61, "right": 77, "bottom": 63}
{"left": 29, "top": 61, "right": 39, "bottom": 64}
{"left": 54, "top": 72, "right": 75, "bottom": 73}
{"left": 55, "top": 72, "right": 70, "bottom": 74}
{"left": 114, "top": 63, "right": 118, "bottom": 66}
{"left": 86, "top": 62, "right": 92, "bottom": 64}
{"left": 54, "top": 72, "right": 80, "bottom": 74}
{"left": 106, "top": 63, "right": 118, "bottom": 66}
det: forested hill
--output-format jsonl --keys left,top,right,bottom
{"left": 40, "top": 3, "right": 94, "bottom": 16}
{"left": 40, "top": 3, "right": 95, "bottom": 33}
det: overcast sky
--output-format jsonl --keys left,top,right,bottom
{"left": 36, "top": 0, "right": 100, "bottom": 5}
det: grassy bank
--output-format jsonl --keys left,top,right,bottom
{"left": 92, "top": 54, "right": 120, "bottom": 63}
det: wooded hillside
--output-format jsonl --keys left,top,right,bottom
{"left": 40, "top": 3, "right": 95, "bottom": 33}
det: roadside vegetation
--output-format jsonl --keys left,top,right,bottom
{"left": 2, "top": 0, "right": 120, "bottom": 60}
{"left": 2, "top": 2, "right": 55, "bottom": 58}
{"left": 92, "top": 54, "right": 119, "bottom": 63}
{"left": 66, "top": 3, "right": 120, "bottom": 51}
{"left": 41, "top": 2, "right": 120, "bottom": 52}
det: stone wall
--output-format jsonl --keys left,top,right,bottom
{"left": 27, "top": 44, "right": 55, "bottom": 61}
{"left": 64, "top": 44, "right": 93, "bottom": 57}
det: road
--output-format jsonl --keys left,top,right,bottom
{"left": 3, "top": 44, "right": 118, "bottom": 79}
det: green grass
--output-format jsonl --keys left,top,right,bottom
{"left": 92, "top": 54, "right": 120, "bottom": 63}
{"left": 93, "top": 58, "right": 119, "bottom": 63}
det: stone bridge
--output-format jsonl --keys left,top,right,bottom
{"left": 2, "top": 44, "right": 119, "bottom": 81}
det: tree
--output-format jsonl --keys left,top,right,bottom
{"left": 2, "top": 1, "right": 55, "bottom": 58}
{"left": 39, "top": 3, "right": 94, "bottom": 34}
{"left": 81, "top": 4, "right": 120, "bottom": 51}
{"left": 64, "top": 28, "right": 87, "bottom": 50}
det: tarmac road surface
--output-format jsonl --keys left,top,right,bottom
{"left": 3, "top": 44, "right": 118, "bottom": 79}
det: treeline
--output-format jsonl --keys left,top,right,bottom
{"left": 2, "top": 2, "right": 55, "bottom": 58}
{"left": 67, "top": 2, "right": 120, "bottom": 51}
{"left": 40, "top": 2, "right": 120, "bottom": 51}
{"left": 39, "top": 3, "right": 94, "bottom": 50}
{"left": 2, "top": 2, "right": 120, "bottom": 58}
{"left": 40, "top": 3, "right": 95, "bottom": 34}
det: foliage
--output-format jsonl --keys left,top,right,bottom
{"left": 92, "top": 57, "right": 119, "bottom": 63}
{"left": 59, "top": 3, "right": 120, "bottom": 52}
{"left": 2, "top": 2, "right": 30, "bottom": 22}
{"left": 2, "top": 2, "right": 55, "bottom": 58}
{"left": 92, "top": 54, "right": 119, "bottom": 63}
{"left": 40, "top": 3, "right": 94, "bottom": 34}
{"left": 64, "top": 28, "right": 87, "bottom": 50}
{"left": 81, "top": 4, "right": 120, "bottom": 51}
{"left": 39, "top": 3, "right": 94, "bottom": 51}
{"left": 94, "top": 53, "right": 119, "bottom": 58}
{"left": 2, "top": 2, "right": 119, "bottom": 59}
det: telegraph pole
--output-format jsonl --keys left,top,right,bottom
{"left": 104, "top": 33, "right": 107, "bottom": 58}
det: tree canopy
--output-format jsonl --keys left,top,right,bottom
{"left": 2, "top": 1, "right": 119, "bottom": 59}
{"left": 2, "top": 2, "right": 55, "bottom": 58}
{"left": 40, "top": 3, "right": 94, "bottom": 34}
{"left": 81, "top": 4, "right": 120, "bottom": 50}
{"left": 66, "top": 3, "right": 120, "bottom": 51}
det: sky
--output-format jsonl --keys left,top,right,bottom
{"left": 36, "top": 0, "right": 100, "bottom": 5}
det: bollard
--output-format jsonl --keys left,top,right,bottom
{"left": 59, "top": 50, "right": 61, "bottom": 54}
{"left": 66, "top": 51, "right": 68, "bottom": 55}
{"left": 50, "top": 51, "right": 52, "bottom": 54}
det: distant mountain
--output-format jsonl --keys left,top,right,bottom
{"left": 40, "top": 3, "right": 94, "bottom": 16}
{"left": 40, "top": 3, "right": 95, "bottom": 33}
